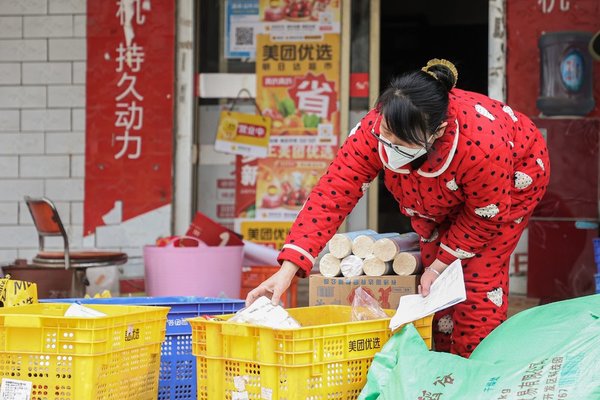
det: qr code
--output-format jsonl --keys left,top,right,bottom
{"left": 235, "top": 27, "right": 254, "bottom": 46}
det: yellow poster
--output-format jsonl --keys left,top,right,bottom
{"left": 237, "top": 219, "right": 293, "bottom": 250}
{"left": 255, "top": 145, "right": 332, "bottom": 220}
{"left": 215, "top": 111, "right": 272, "bottom": 157}
{"left": 256, "top": 33, "right": 340, "bottom": 146}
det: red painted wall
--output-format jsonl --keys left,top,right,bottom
{"left": 507, "top": 0, "right": 600, "bottom": 117}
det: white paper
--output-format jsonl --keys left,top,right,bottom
{"left": 64, "top": 303, "right": 107, "bottom": 318}
{"left": 389, "top": 259, "right": 466, "bottom": 331}
{"left": 0, "top": 378, "right": 32, "bottom": 400}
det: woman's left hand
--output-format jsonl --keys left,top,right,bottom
{"left": 419, "top": 259, "right": 448, "bottom": 296}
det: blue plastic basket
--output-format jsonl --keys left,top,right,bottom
{"left": 41, "top": 296, "right": 244, "bottom": 400}
{"left": 595, "top": 274, "right": 600, "bottom": 294}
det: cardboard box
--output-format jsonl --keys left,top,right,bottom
{"left": 309, "top": 274, "right": 420, "bottom": 310}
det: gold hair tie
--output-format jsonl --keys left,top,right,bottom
{"left": 421, "top": 58, "right": 458, "bottom": 88}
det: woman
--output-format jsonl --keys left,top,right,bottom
{"left": 246, "top": 59, "right": 550, "bottom": 357}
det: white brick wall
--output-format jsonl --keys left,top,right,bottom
{"left": 0, "top": 17, "right": 22, "bottom": 39}
{"left": 22, "top": 62, "right": 72, "bottom": 84}
{"left": 0, "top": 1, "right": 87, "bottom": 260}
{"left": 0, "top": 63, "right": 21, "bottom": 84}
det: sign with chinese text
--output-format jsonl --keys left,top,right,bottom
{"left": 235, "top": 219, "right": 293, "bottom": 250}
{"left": 256, "top": 33, "right": 340, "bottom": 146}
{"left": 85, "top": 0, "right": 175, "bottom": 236}
{"left": 215, "top": 111, "right": 272, "bottom": 157}
{"left": 255, "top": 144, "right": 331, "bottom": 220}
{"left": 235, "top": 155, "right": 259, "bottom": 218}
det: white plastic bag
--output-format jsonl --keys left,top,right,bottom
{"left": 230, "top": 296, "right": 301, "bottom": 329}
{"left": 352, "top": 286, "right": 388, "bottom": 321}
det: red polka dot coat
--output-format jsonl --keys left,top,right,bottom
{"left": 278, "top": 89, "right": 550, "bottom": 276}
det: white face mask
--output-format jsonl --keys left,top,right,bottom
{"left": 378, "top": 136, "right": 428, "bottom": 170}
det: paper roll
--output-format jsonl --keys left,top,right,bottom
{"left": 392, "top": 251, "right": 423, "bottom": 276}
{"left": 351, "top": 232, "right": 399, "bottom": 258}
{"left": 319, "top": 253, "right": 342, "bottom": 277}
{"left": 372, "top": 232, "right": 420, "bottom": 262}
{"left": 340, "top": 254, "right": 364, "bottom": 277}
{"left": 242, "top": 240, "right": 279, "bottom": 267}
{"left": 362, "top": 255, "right": 393, "bottom": 276}
{"left": 329, "top": 229, "right": 377, "bottom": 258}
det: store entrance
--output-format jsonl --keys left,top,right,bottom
{"left": 376, "top": 1, "right": 489, "bottom": 233}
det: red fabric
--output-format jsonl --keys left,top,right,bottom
{"left": 279, "top": 89, "right": 550, "bottom": 275}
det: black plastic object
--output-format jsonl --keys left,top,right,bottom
{"left": 537, "top": 31, "right": 595, "bottom": 116}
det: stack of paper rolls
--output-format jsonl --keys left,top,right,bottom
{"left": 317, "top": 230, "right": 423, "bottom": 278}
{"left": 328, "top": 229, "right": 377, "bottom": 258}
{"left": 371, "top": 232, "right": 420, "bottom": 262}
{"left": 392, "top": 250, "right": 423, "bottom": 276}
{"left": 351, "top": 232, "right": 400, "bottom": 258}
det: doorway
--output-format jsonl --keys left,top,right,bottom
{"left": 376, "top": 0, "right": 489, "bottom": 233}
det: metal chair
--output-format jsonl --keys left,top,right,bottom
{"left": 24, "top": 196, "right": 127, "bottom": 297}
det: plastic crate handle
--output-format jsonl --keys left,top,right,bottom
{"left": 3, "top": 315, "right": 42, "bottom": 328}
{"left": 220, "top": 323, "right": 254, "bottom": 337}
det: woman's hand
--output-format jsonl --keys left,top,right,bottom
{"left": 245, "top": 260, "right": 300, "bottom": 306}
{"left": 418, "top": 259, "right": 448, "bottom": 297}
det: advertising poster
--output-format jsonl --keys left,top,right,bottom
{"left": 235, "top": 219, "right": 293, "bottom": 250}
{"left": 256, "top": 33, "right": 340, "bottom": 147}
{"left": 85, "top": 0, "right": 174, "bottom": 237}
{"left": 225, "top": 0, "right": 261, "bottom": 59}
{"left": 214, "top": 110, "right": 272, "bottom": 157}
{"left": 235, "top": 155, "right": 259, "bottom": 218}
{"left": 259, "top": 0, "right": 340, "bottom": 39}
{"left": 255, "top": 145, "right": 332, "bottom": 220}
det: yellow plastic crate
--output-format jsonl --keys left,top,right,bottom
{"left": 0, "top": 303, "right": 169, "bottom": 400}
{"left": 189, "top": 305, "right": 432, "bottom": 399}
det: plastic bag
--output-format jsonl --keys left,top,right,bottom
{"left": 359, "top": 294, "right": 600, "bottom": 399}
{"left": 229, "top": 296, "right": 301, "bottom": 329}
{"left": 352, "top": 286, "right": 388, "bottom": 321}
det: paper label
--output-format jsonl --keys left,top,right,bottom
{"left": 261, "top": 387, "right": 273, "bottom": 399}
{"left": 232, "top": 392, "right": 250, "bottom": 400}
{"left": 0, "top": 378, "right": 32, "bottom": 400}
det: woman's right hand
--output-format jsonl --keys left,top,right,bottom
{"left": 245, "top": 260, "right": 300, "bottom": 307}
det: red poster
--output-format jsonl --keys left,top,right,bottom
{"left": 84, "top": 0, "right": 175, "bottom": 236}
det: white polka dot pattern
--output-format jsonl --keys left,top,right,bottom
{"left": 487, "top": 287, "right": 503, "bottom": 307}
{"left": 446, "top": 178, "right": 459, "bottom": 191}
{"left": 536, "top": 158, "right": 545, "bottom": 171}
{"left": 502, "top": 105, "right": 518, "bottom": 122}
{"left": 514, "top": 171, "right": 533, "bottom": 189}
{"left": 437, "top": 314, "right": 453, "bottom": 334}
{"left": 474, "top": 204, "right": 500, "bottom": 219}
{"left": 475, "top": 104, "right": 495, "bottom": 121}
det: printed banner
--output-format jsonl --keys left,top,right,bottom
{"left": 235, "top": 155, "right": 259, "bottom": 218}
{"left": 215, "top": 111, "right": 272, "bottom": 157}
{"left": 255, "top": 145, "right": 331, "bottom": 220}
{"left": 85, "top": 0, "right": 175, "bottom": 236}
{"left": 259, "top": 0, "right": 340, "bottom": 38}
{"left": 256, "top": 33, "right": 340, "bottom": 146}
{"left": 235, "top": 219, "right": 293, "bottom": 250}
